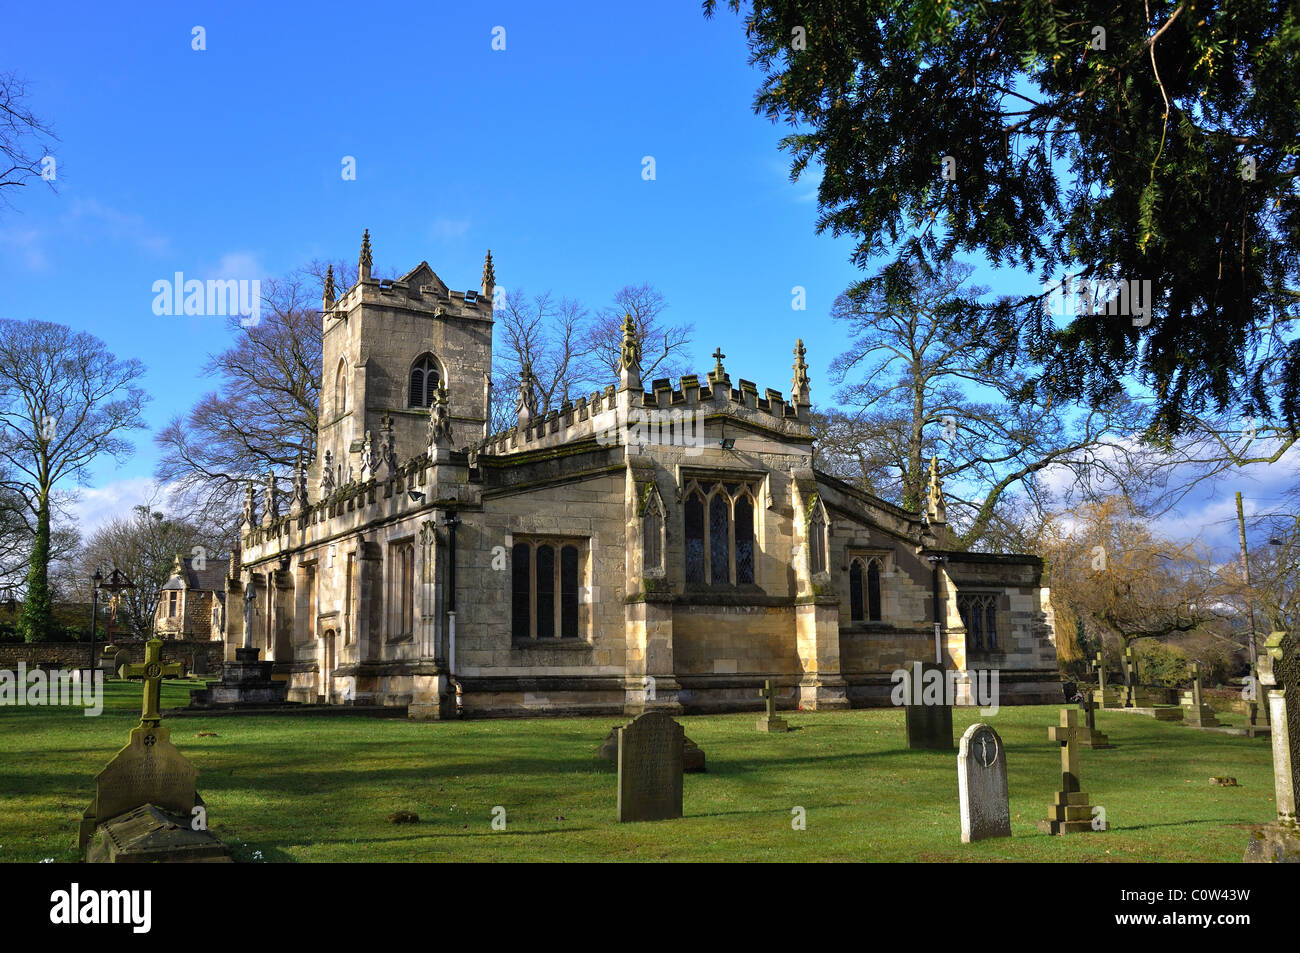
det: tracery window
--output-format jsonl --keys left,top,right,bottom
{"left": 511, "top": 538, "right": 585, "bottom": 640}
{"left": 642, "top": 492, "right": 664, "bottom": 574}
{"left": 958, "top": 593, "right": 1000, "bottom": 651}
{"left": 683, "top": 479, "right": 758, "bottom": 586}
{"left": 849, "top": 557, "right": 883, "bottom": 622}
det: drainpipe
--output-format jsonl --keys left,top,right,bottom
{"left": 443, "top": 510, "right": 460, "bottom": 676}
{"left": 926, "top": 553, "right": 946, "bottom": 665}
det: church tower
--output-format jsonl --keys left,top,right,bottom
{"left": 316, "top": 231, "right": 494, "bottom": 489}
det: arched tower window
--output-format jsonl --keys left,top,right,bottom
{"left": 409, "top": 354, "right": 441, "bottom": 408}
{"left": 334, "top": 359, "right": 348, "bottom": 416}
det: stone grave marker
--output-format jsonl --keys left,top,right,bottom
{"left": 79, "top": 638, "right": 228, "bottom": 861}
{"left": 1077, "top": 695, "right": 1112, "bottom": 749}
{"left": 193, "top": 650, "right": 210, "bottom": 677}
{"left": 1245, "top": 631, "right": 1300, "bottom": 862}
{"left": 598, "top": 724, "right": 705, "bottom": 772}
{"left": 904, "top": 660, "right": 954, "bottom": 750}
{"left": 1038, "top": 708, "right": 1106, "bottom": 835}
{"left": 958, "top": 723, "right": 1011, "bottom": 843}
{"left": 1183, "top": 660, "right": 1220, "bottom": 728}
{"left": 616, "top": 711, "right": 683, "bottom": 822}
{"left": 756, "top": 678, "right": 788, "bottom": 732}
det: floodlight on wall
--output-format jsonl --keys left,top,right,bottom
{"left": 408, "top": 490, "right": 426, "bottom": 503}
{"left": 464, "top": 290, "right": 478, "bottom": 304}
{"left": 719, "top": 437, "right": 736, "bottom": 450}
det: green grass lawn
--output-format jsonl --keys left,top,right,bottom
{"left": 0, "top": 678, "right": 1277, "bottom": 862}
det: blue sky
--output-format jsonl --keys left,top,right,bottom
{"left": 0, "top": 0, "right": 1294, "bottom": 557}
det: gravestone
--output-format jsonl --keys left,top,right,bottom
{"left": 598, "top": 725, "right": 705, "bottom": 772}
{"left": 904, "top": 660, "right": 954, "bottom": 750}
{"left": 1244, "top": 631, "right": 1300, "bottom": 862}
{"left": 756, "top": 678, "right": 788, "bottom": 732}
{"left": 1038, "top": 708, "right": 1107, "bottom": 835}
{"left": 85, "top": 804, "right": 231, "bottom": 863}
{"left": 1183, "top": 660, "right": 1220, "bottom": 728}
{"left": 958, "top": 724, "right": 1011, "bottom": 843}
{"left": 1093, "top": 651, "right": 1121, "bottom": 708}
{"left": 193, "top": 650, "right": 210, "bottom": 677}
{"left": 97, "top": 644, "right": 120, "bottom": 677}
{"left": 79, "top": 639, "right": 228, "bottom": 862}
{"left": 111, "top": 646, "right": 131, "bottom": 678}
{"left": 1077, "top": 695, "right": 1112, "bottom": 749}
{"left": 616, "top": 711, "right": 683, "bottom": 822}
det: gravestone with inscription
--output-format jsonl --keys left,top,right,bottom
{"left": 904, "top": 660, "right": 954, "bottom": 750}
{"left": 1244, "top": 631, "right": 1300, "bottom": 862}
{"left": 616, "top": 711, "right": 684, "bottom": 822}
{"left": 958, "top": 724, "right": 1011, "bottom": 843}
{"left": 1037, "top": 708, "right": 1107, "bottom": 835}
{"left": 79, "top": 639, "right": 228, "bottom": 861}
{"left": 756, "top": 678, "right": 788, "bottom": 732}
{"left": 598, "top": 725, "right": 705, "bottom": 772}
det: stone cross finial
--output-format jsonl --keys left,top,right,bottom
{"left": 324, "top": 264, "right": 336, "bottom": 308}
{"left": 790, "top": 338, "right": 811, "bottom": 404}
{"left": 359, "top": 228, "right": 373, "bottom": 281}
{"left": 482, "top": 249, "right": 495, "bottom": 297}
{"left": 707, "top": 347, "right": 728, "bottom": 386}
{"left": 122, "top": 639, "right": 183, "bottom": 725}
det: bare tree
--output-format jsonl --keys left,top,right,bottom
{"left": 0, "top": 71, "right": 57, "bottom": 208}
{"left": 828, "top": 259, "right": 1142, "bottom": 548}
{"left": 154, "top": 259, "right": 354, "bottom": 536}
{"left": 73, "top": 501, "right": 211, "bottom": 637}
{"left": 0, "top": 319, "right": 148, "bottom": 640}
{"left": 490, "top": 289, "right": 587, "bottom": 434}
{"left": 577, "top": 284, "right": 692, "bottom": 385}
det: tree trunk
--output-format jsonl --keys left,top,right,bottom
{"left": 20, "top": 493, "right": 53, "bottom": 642}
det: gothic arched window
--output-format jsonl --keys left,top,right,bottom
{"left": 511, "top": 538, "right": 587, "bottom": 641}
{"left": 334, "top": 359, "right": 348, "bottom": 416}
{"left": 409, "top": 354, "right": 441, "bottom": 409}
{"left": 643, "top": 493, "right": 664, "bottom": 575}
{"left": 849, "top": 557, "right": 884, "bottom": 622}
{"left": 958, "top": 593, "right": 999, "bottom": 652}
{"left": 683, "top": 479, "right": 759, "bottom": 587}
{"left": 809, "top": 503, "right": 828, "bottom": 575}
{"left": 684, "top": 491, "right": 706, "bottom": 584}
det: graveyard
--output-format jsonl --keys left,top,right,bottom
{"left": 0, "top": 675, "right": 1279, "bottom": 864}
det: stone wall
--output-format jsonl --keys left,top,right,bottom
{"left": 0, "top": 639, "right": 224, "bottom": 670}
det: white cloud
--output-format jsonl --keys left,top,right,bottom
{"left": 429, "top": 217, "right": 471, "bottom": 242}
{"left": 66, "top": 477, "right": 164, "bottom": 539}
{"left": 210, "top": 251, "right": 264, "bottom": 280}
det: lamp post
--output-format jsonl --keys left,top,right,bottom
{"left": 88, "top": 569, "right": 104, "bottom": 673}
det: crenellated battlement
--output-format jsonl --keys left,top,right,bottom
{"left": 476, "top": 344, "right": 812, "bottom": 459}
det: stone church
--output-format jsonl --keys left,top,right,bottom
{"left": 230, "top": 232, "right": 1060, "bottom": 718}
